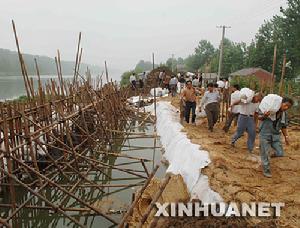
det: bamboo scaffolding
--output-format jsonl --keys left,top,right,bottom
{"left": 0, "top": 20, "right": 164, "bottom": 228}
{"left": 137, "top": 174, "right": 172, "bottom": 228}
{"left": 118, "top": 164, "right": 160, "bottom": 228}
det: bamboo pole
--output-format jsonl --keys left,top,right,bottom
{"left": 34, "top": 58, "right": 43, "bottom": 103}
{"left": 279, "top": 51, "right": 287, "bottom": 96}
{"left": 73, "top": 32, "right": 82, "bottom": 84}
{"left": 270, "top": 44, "right": 277, "bottom": 93}
{"left": 11, "top": 20, "right": 31, "bottom": 99}
{"left": 8, "top": 155, "right": 119, "bottom": 225}
{"left": 137, "top": 174, "right": 172, "bottom": 228}
{"left": 0, "top": 166, "right": 86, "bottom": 228}
{"left": 118, "top": 165, "right": 160, "bottom": 228}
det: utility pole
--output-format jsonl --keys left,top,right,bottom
{"left": 217, "top": 25, "right": 231, "bottom": 81}
{"left": 171, "top": 54, "right": 174, "bottom": 72}
{"left": 152, "top": 53, "right": 155, "bottom": 70}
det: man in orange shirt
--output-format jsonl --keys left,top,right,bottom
{"left": 181, "top": 81, "right": 197, "bottom": 124}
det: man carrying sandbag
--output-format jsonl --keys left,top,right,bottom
{"left": 258, "top": 96, "right": 294, "bottom": 178}
{"left": 231, "top": 90, "right": 262, "bottom": 153}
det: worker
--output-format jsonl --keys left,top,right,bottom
{"left": 169, "top": 76, "right": 178, "bottom": 97}
{"left": 200, "top": 83, "right": 221, "bottom": 132}
{"left": 163, "top": 74, "right": 171, "bottom": 90}
{"left": 178, "top": 73, "right": 185, "bottom": 93}
{"left": 192, "top": 76, "right": 200, "bottom": 88}
{"left": 139, "top": 72, "right": 146, "bottom": 89}
{"left": 258, "top": 97, "right": 294, "bottom": 178}
{"left": 231, "top": 93, "right": 263, "bottom": 153}
{"left": 223, "top": 84, "right": 240, "bottom": 132}
{"left": 129, "top": 73, "right": 137, "bottom": 89}
{"left": 181, "top": 81, "right": 197, "bottom": 124}
{"left": 158, "top": 70, "right": 165, "bottom": 87}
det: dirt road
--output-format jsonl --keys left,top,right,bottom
{"left": 169, "top": 96, "right": 300, "bottom": 227}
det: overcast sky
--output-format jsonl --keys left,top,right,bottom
{"left": 1, "top": 0, "right": 287, "bottom": 79}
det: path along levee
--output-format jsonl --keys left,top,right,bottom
{"left": 164, "top": 96, "right": 300, "bottom": 227}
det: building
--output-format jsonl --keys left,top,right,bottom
{"left": 230, "top": 67, "right": 273, "bottom": 83}
{"left": 202, "top": 73, "right": 218, "bottom": 86}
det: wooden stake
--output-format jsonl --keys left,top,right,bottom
{"left": 279, "top": 51, "right": 287, "bottom": 96}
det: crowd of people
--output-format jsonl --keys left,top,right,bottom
{"left": 129, "top": 69, "right": 294, "bottom": 178}
{"left": 162, "top": 71, "right": 294, "bottom": 178}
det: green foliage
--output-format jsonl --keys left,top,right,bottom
{"left": 134, "top": 60, "right": 155, "bottom": 73}
{"left": 121, "top": 59, "right": 159, "bottom": 86}
{"left": 185, "top": 40, "right": 215, "bottom": 71}
{"left": 120, "top": 70, "right": 134, "bottom": 86}
{"left": 246, "top": 0, "right": 300, "bottom": 79}
{"left": 230, "top": 76, "right": 260, "bottom": 91}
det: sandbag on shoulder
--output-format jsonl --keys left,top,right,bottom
{"left": 259, "top": 94, "right": 282, "bottom": 114}
{"left": 240, "top": 88, "right": 254, "bottom": 104}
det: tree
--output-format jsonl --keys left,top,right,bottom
{"left": 120, "top": 70, "right": 134, "bottom": 86}
{"left": 280, "top": 0, "right": 300, "bottom": 76}
{"left": 166, "top": 57, "right": 178, "bottom": 71}
{"left": 184, "top": 40, "right": 216, "bottom": 71}
{"left": 134, "top": 60, "right": 154, "bottom": 73}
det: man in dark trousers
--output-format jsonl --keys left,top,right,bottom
{"left": 258, "top": 97, "right": 294, "bottom": 178}
{"left": 181, "top": 81, "right": 197, "bottom": 124}
{"left": 200, "top": 83, "right": 221, "bottom": 132}
{"left": 223, "top": 84, "right": 240, "bottom": 132}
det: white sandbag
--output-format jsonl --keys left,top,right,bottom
{"left": 150, "top": 87, "right": 163, "bottom": 97}
{"left": 240, "top": 88, "right": 254, "bottom": 104}
{"left": 145, "top": 102, "right": 222, "bottom": 203}
{"left": 162, "top": 88, "right": 169, "bottom": 96}
{"left": 259, "top": 94, "right": 282, "bottom": 114}
{"left": 127, "top": 96, "right": 140, "bottom": 104}
{"left": 196, "top": 106, "right": 207, "bottom": 117}
{"left": 199, "top": 109, "right": 207, "bottom": 118}
{"left": 186, "top": 72, "right": 195, "bottom": 77}
{"left": 216, "top": 80, "right": 225, "bottom": 88}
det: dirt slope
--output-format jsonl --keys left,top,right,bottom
{"left": 168, "top": 96, "right": 300, "bottom": 227}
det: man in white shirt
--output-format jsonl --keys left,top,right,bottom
{"left": 158, "top": 70, "right": 165, "bottom": 87}
{"left": 192, "top": 76, "right": 199, "bottom": 88}
{"left": 216, "top": 79, "right": 225, "bottom": 89}
{"left": 224, "top": 78, "right": 229, "bottom": 90}
{"left": 129, "top": 73, "right": 136, "bottom": 89}
{"left": 223, "top": 84, "right": 240, "bottom": 132}
{"left": 231, "top": 93, "right": 262, "bottom": 153}
{"left": 200, "top": 83, "right": 221, "bottom": 131}
{"left": 169, "top": 76, "right": 178, "bottom": 97}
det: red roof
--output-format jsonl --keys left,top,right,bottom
{"left": 230, "top": 68, "right": 273, "bottom": 83}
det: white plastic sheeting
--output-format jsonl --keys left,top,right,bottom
{"left": 150, "top": 87, "right": 169, "bottom": 97}
{"left": 147, "top": 101, "right": 222, "bottom": 203}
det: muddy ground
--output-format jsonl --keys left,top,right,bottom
{"left": 165, "top": 96, "right": 300, "bottom": 227}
